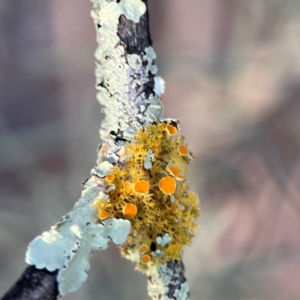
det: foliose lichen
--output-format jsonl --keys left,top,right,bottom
{"left": 26, "top": 182, "right": 131, "bottom": 296}
{"left": 148, "top": 260, "right": 190, "bottom": 300}
{"left": 91, "top": 0, "right": 164, "bottom": 143}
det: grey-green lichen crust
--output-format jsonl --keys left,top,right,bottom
{"left": 26, "top": 178, "right": 131, "bottom": 296}
{"left": 148, "top": 261, "right": 190, "bottom": 300}
{"left": 91, "top": 0, "right": 164, "bottom": 143}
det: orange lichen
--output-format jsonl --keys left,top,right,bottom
{"left": 99, "top": 210, "right": 109, "bottom": 219}
{"left": 159, "top": 176, "right": 176, "bottom": 195}
{"left": 141, "top": 255, "right": 150, "bottom": 264}
{"left": 166, "top": 125, "right": 177, "bottom": 136}
{"left": 168, "top": 165, "right": 185, "bottom": 180}
{"left": 106, "top": 174, "right": 115, "bottom": 181}
{"left": 93, "top": 121, "right": 200, "bottom": 270}
{"left": 139, "top": 245, "right": 148, "bottom": 253}
{"left": 135, "top": 180, "right": 150, "bottom": 193}
{"left": 178, "top": 145, "right": 188, "bottom": 155}
{"left": 123, "top": 203, "right": 138, "bottom": 219}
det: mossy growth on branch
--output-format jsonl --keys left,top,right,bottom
{"left": 94, "top": 121, "right": 200, "bottom": 271}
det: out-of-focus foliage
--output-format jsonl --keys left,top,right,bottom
{"left": 1, "top": 1, "right": 300, "bottom": 299}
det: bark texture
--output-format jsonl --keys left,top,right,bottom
{"left": 2, "top": 266, "right": 58, "bottom": 300}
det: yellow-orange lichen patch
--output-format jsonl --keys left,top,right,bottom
{"left": 141, "top": 255, "right": 150, "bottom": 264}
{"left": 99, "top": 210, "right": 109, "bottom": 219}
{"left": 93, "top": 122, "right": 200, "bottom": 269}
{"left": 106, "top": 174, "right": 115, "bottom": 181}
{"left": 159, "top": 176, "right": 176, "bottom": 195}
{"left": 135, "top": 180, "right": 150, "bottom": 193}
{"left": 178, "top": 145, "right": 188, "bottom": 155}
{"left": 139, "top": 245, "right": 148, "bottom": 253}
{"left": 166, "top": 125, "right": 177, "bottom": 136}
{"left": 123, "top": 203, "right": 138, "bottom": 219}
{"left": 169, "top": 165, "right": 185, "bottom": 180}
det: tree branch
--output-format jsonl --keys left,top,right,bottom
{"left": 2, "top": 266, "right": 58, "bottom": 300}
{"left": 2, "top": 1, "right": 198, "bottom": 299}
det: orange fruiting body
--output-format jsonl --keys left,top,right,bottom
{"left": 178, "top": 145, "right": 188, "bottom": 155}
{"left": 135, "top": 180, "right": 150, "bottom": 193}
{"left": 99, "top": 210, "right": 109, "bottom": 219}
{"left": 141, "top": 255, "right": 150, "bottom": 264}
{"left": 159, "top": 176, "right": 176, "bottom": 195}
{"left": 169, "top": 165, "right": 185, "bottom": 180}
{"left": 139, "top": 245, "right": 148, "bottom": 253}
{"left": 166, "top": 125, "right": 177, "bottom": 136}
{"left": 106, "top": 174, "right": 115, "bottom": 181}
{"left": 123, "top": 203, "right": 137, "bottom": 219}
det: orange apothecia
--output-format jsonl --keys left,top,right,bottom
{"left": 106, "top": 174, "right": 115, "bottom": 181}
{"left": 99, "top": 210, "right": 109, "bottom": 219}
{"left": 123, "top": 203, "right": 138, "bottom": 219}
{"left": 166, "top": 125, "right": 177, "bottom": 136}
{"left": 178, "top": 145, "right": 189, "bottom": 155}
{"left": 168, "top": 165, "right": 185, "bottom": 180}
{"left": 159, "top": 176, "right": 176, "bottom": 195}
{"left": 141, "top": 255, "right": 150, "bottom": 264}
{"left": 135, "top": 180, "right": 150, "bottom": 193}
{"left": 139, "top": 245, "right": 148, "bottom": 253}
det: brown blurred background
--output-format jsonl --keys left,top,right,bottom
{"left": 1, "top": 0, "right": 300, "bottom": 299}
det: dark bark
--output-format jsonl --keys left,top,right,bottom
{"left": 2, "top": 266, "right": 58, "bottom": 300}
{"left": 118, "top": 0, "right": 155, "bottom": 100}
{"left": 118, "top": 0, "right": 152, "bottom": 54}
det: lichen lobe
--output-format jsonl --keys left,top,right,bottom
{"left": 92, "top": 0, "right": 163, "bottom": 143}
{"left": 26, "top": 185, "right": 131, "bottom": 296}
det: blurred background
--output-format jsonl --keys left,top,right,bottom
{"left": 1, "top": 0, "right": 300, "bottom": 299}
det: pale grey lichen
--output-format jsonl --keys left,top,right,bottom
{"left": 145, "top": 46, "right": 158, "bottom": 75}
{"left": 119, "top": 0, "right": 146, "bottom": 22}
{"left": 58, "top": 219, "right": 131, "bottom": 295}
{"left": 174, "top": 282, "right": 190, "bottom": 300}
{"left": 91, "top": 0, "right": 163, "bottom": 144}
{"left": 96, "top": 161, "right": 114, "bottom": 176}
{"left": 147, "top": 261, "right": 190, "bottom": 300}
{"left": 156, "top": 233, "right": 172, "bottom": 248}
{"left": 128, "top": 54, "right": 142, "bottom": 70}
{"left": 148, "top": 263, "right": 171, "bottom": 299}
{"left": 154, "top": 250, "right": 165, "bottom": 258}
{"left": 145, "top": 96, "right": 164, "bottom": 123}
{"left": 144, "top": 46, "right": 156, "bottom": 60}
{"left": 144, "top": 149, "right": 154, "bottom": 170}
{"left": 154, "top": 76, "right": 165, "bottom": 96}
{"left": 96, "top": 191, "right": 109, "bottom": 202}
{"left": 123, "top": 125, "right": 138, "bottom": 141}
{"left": 26, "top": 178, "right": 131, "bottom": 296}
{"left": 107, "top": 152, "right": 119, "bottom": 164}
